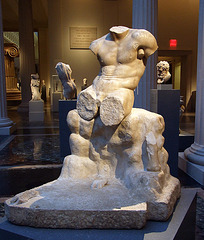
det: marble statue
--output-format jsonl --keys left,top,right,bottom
{"left": 157, "top": 61, "right": 171, "bottom": 84}
{"left": 30, "top": 73, "right": 41, "bottom": 101}
{"left": 5, "top": 26, "right": 180, "bottom": 229}
{"left": 77, "top": 26, "right": 158, "bottom": 126}
{"left": 55, "top": 62, "right": 77, "bottom": 100}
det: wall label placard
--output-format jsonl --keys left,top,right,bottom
{"left": 70, "top": 27, "right": 97, "bottom": 49}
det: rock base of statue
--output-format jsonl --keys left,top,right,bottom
{"left": 5, "top": 175, "right": 180, "bottom": 229}
{"left": 5, "top": 107, "right": 180, "bottom": 229}
{"left": 29, "top": 100, "right": 44, "bottom": 122}
{"left": 1, "top": 189, "right": 196, "bottom": 240}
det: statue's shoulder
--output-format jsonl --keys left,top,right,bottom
{"left": 131, "top": 28, "right": 151, "bottom": 39}
{"left": 131, "top": 29, "right": 158, "bottom": 56}
{"left": 89, "top": 34, "right": 108, "bottom": 55}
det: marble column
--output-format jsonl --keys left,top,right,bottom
{"left": 0, "top": 0, "right": 15, "bottom": 135}
{"left": 179, "top": 0, "right": 204, "bottom": 185}
{"left": 18, "top": 0, "right": 35, "bottom": 112}
{"left": 132, "top": 0, "right": 158, "bottom": 110}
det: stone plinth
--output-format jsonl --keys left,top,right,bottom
{"left": 1, "top": 189, "right": 196, "bottom": 240}
{"left": 5, "top": 176, "right": 180, "bottom": 229}
{"left": 29, "top": 100, "right": 44, "bottom": 122}
{"left": 5, "top": 107, "right": 180, "bottom": 229}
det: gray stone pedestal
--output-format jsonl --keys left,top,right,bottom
{"left": 29, "top": 100, "right": 44, "bottom": 122}
{"left": 1, "top": 188, "right": 197, "bottom": 240}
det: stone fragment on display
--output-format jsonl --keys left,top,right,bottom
{"left": 55, "top": 62, "right": 77, "bottom": 100}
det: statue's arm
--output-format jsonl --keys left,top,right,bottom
{"left": 132, "top": 29, "right": 158, "bottom": 58}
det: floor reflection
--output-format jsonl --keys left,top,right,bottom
{"left": 0, "top": 101, "right": 61, "bottom": 166}
{"left": 179, "top": 112, "right": 195, "bottom": 135}
{"left": 0, "top": 135, "right": 61, "bottom": 166}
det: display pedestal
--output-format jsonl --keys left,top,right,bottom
{"left": 151, "top": 89, "right": 180, "bottom": 177}
{"left": 29, "top": 100, "right": 44, "bottom": 122}
{"left": 157, "top": 84, "right": 172, "bottom": 90}
{"left": 0, "top": 188, "right": 197, "bottom": 240}
{"left": 51, "top": 92, "right": 62, "bottom": 112}
{"left": 59, "top": 100, "right": 77, "bottom": 160}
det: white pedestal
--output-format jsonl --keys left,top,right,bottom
{"left": 29, "top": 100, "right": 44, "bottom": 122}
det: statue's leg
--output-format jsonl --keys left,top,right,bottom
{"left": 123, "top": 145, "right": 144, "bottom": 186}
{"left": 59, "top": 155, "right": 97, "bottom": 179}
{"left": 77, "top": 85, "right": 98, "bottom": 121}
{"left": 59, "top": 109, "right": 97, "bottom": 180}
{"left": 100, "top": 88, "right": 134, "bottom": 126}
{"left": 146, "top": 132, "right": 161, "bottom": 172}
{"left": 89, "top": 142, "right": 113, "bottom": 189}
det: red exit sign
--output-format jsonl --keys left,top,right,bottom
{"left": 169, "top": 39, "right": 177, "bottom": 48}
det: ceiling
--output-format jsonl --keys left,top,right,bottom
{"left": 2, "top": 0, "right": 48, "bottom": 31}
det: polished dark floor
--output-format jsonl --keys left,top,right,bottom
{"left": 180, "top": 112, "right": 195, "bottom": 135}
{"left": 0, "top": 102, "right": 61, "bottom": 167}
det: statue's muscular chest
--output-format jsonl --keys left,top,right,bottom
{"left": 97, "top": 36, "right": 137, "bottom": 66}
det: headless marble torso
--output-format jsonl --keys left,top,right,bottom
{"left": 77, "top": 26, "right": 158, "bottom": 125}
{"left": 90, "top": 26, "right": 157, "bottom": 99}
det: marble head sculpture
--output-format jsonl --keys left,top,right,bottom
{"left": 30, "top": 73, "right": 41, "bottom": 101}
{"left": 157, "top": 61, "right": 171, "bottom": 84}
{"left": 5, "top": 26, "right": 180, "bottom": 229}
{"left": 55, "top": 62, "right": 77, "bottom": 100}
